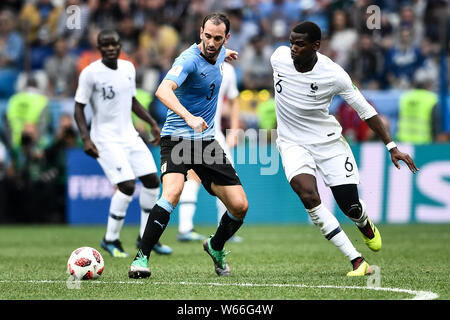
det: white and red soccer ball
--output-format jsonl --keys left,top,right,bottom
{"left": 67, "top": 247, "right": 104, "bottom": 280}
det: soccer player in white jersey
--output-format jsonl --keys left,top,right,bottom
{"left": 177, "top": 62, "right": 242, "bottom": 242}
{"left": 74, "top": 30, "right": 172, "bottom": 258}
{"left": 271, "top": 21, "right": 419, "bottom": 276}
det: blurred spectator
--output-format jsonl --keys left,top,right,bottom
{"left": 111, "top": 0, "right": 137, "bottom": 21}
{"left": 179, "top": 0, "right": 208, "bottom": 46}
{"left": 117, "top": 14, "right": 140, "bottom": 56}
{"left": 40, "top": 116, "right": 80, "bottom": 223}
{"left": 226, "top": 8, "right": 259, "bottom": 54}
{"left": 136, "top": 14, "right": 179, "bottom": 72}
{"left": 88, "top": 0, "right": 116, "bottom": 30}
{"left": 299, "top": 0, "right": 330, "bottom": 36}
{"left": 19, "top": 0, "right": 62, "bottom": 46}
{"left": 385, "top": 27, "right": 424, "bottom": 89}
{"left": 424, "top": 0, "right": 450, "bottom": 50}
{"left": 6, "top": 122, "right": 46, "bottom": 222}
{"left": 258, "top": 0, "right": 301, "bottom": 45}
{"left": 0, "top": 0, "right": 23, "bottom": 15}
{"left": 395, "top": 4, "right": 425, "bottom": 47}
{"left": 348, "top": 33, "right": 385, "bottom": 89}
{"left": 396, "top": 71, "right": 440, "bottom": 144}
{"left": 6, "top": 74, "right": 50, "bottom": 150}
{"left": 44, "top": 36, "right": 78, "bottom": 98}
{"left": 0, "top": 9, "right": 25, "bottom": 99}
{"left": 241, "top": 35, "right": 273, "bottom": 91}
{"left": 329, "top": 9, "right": 358, "bottom": 70}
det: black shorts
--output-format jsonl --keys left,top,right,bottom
{"left": 160, "top": 136, "right": 242, "bottom": 196}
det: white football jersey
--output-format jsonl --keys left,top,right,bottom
{"left": 215, "top": 62, "right": 239, "bottom": 134}
{"left": 75, "top": 59, "right": 139, "bottom": 144}
{"left": 270, "top": 47, "right": 377, "bottom": 145}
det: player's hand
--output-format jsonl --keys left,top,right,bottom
{"left": 390, "top": 148, "right": 419, "bottom": 174}
{"left": 150, "top": 125, "right": 161, "bottom": 145}
{"left": 83, "top": 138, "right": 99, "bottom": 159}
{"left": 225, "top": 49, "right": 238, "bottom": 62}
{"left": 186, "top": 115, "right": 208, "bottom": 133}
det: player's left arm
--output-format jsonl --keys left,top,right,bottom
{"left": 365, "top": 115, "right": 419, "bottom": 173}
{"left": 336, "top": 69, "right": 419, "bottom": 174}
{"left": 131, "top": 97, "right": 161, "bottom": 145}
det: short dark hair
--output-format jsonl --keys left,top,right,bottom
{"left": 97, "top": 29, "right": 119, "bottom": 44}
{"left": 292, "top": 21, "right": 322, "bottom": 43}
{"left": 202, "top": 13, "right": 230, "bottom": 36}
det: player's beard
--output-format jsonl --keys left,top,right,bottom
{"left": 202, "top": 42, "right": 222, "bottom": 60}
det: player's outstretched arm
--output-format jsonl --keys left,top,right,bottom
{"left": 74, "top": 102, "right": 99, "bottom": 159}
{"left": 365, "top": 115, "right": 419, "bottom": 174}
{"left": 131, "top": 97, "right": 161, "bottom": 145}
{"left": 155, "top": 79, "right": 208, "bottom": 133}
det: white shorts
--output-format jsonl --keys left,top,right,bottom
{"left": 215, "top": 130, "right": 234, "bottom": 166}
{"left": 95, "top": 136, "right": 157, "bottom": 185}
{"left": 276, "top": 136, "right": 359, "bottom": 187}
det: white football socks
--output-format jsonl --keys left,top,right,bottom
{"left": 139, "top": 186, "right": 160, "bottom": 238}
{"left": 178, "top": 179, "right": 200, "bottom": 234}
{"left": 105, "top": 190, "right": 133, "bottom": 242}
{"left": 306, "top": 203, "right": 361, "bottom": 261}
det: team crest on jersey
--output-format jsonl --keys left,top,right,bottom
{"left": 307, "top": 82, "right": 318, "bottom": 98}
{"left": 219, "top": 63, "right": 224, "bottom": 75}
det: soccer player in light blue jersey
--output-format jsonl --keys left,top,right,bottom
{"left": 128, "top": 13, "right": 248, "bottom": 279}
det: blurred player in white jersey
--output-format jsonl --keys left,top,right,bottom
{"left": 176, "top": 62, "right": 243, "bottom": 243}
{"left": 271, "top": 21, "right": 419, "bottom": 276}
{"left": 74, "top": 30, "right": 172, "bottom": 258}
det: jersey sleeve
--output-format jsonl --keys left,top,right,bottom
{"left": 74, "top": 67, "right": 94, "bottom": 105}
{"left": 164, "top": 55, "right": 196, "bottom": 87}
{"left": 334, "top": 66, "right": 378, "bottom": 120}
{"left": 225, "top": 64, "right": 239, "bottom": 99}
{"left": 129, "top": 62, "right": 137, "bottom": 97}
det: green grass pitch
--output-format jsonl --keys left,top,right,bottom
{"left": 0, "top": 224, "right": 448, "bottom": 300}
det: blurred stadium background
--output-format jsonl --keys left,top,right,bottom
{"left": 0, "top": 0, "right": 449, "bottom": 226}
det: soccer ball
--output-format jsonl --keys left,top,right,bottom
{"left": 67, "top": 247, "right": 104, "bottom": 280}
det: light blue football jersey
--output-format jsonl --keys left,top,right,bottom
{"left": 161, "top": 43, "right": 225, "bottom": 140}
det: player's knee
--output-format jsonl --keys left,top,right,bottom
{"left": 140, "top": 173, "right": 160, "bottom": 189}
{"left": 228, "top": 197, "right": 248, "bottom": 219}
{"left": 346, "top": 203, "right": 362, "bottom": 219}
{"left": 117, "top": 180, "right": 135, "bottom": 196}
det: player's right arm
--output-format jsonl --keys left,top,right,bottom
{"left": 73, "top": 66, "right": 99, "bottom": 158}
{"left": 74, "top": 102, "right": 99, "bottom": 158}
{"left": 155, "top": 79, "right": 208, "bottom": 133}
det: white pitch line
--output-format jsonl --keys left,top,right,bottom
{"left": 0, "top": 280, "right": 439, "bottom": 300}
